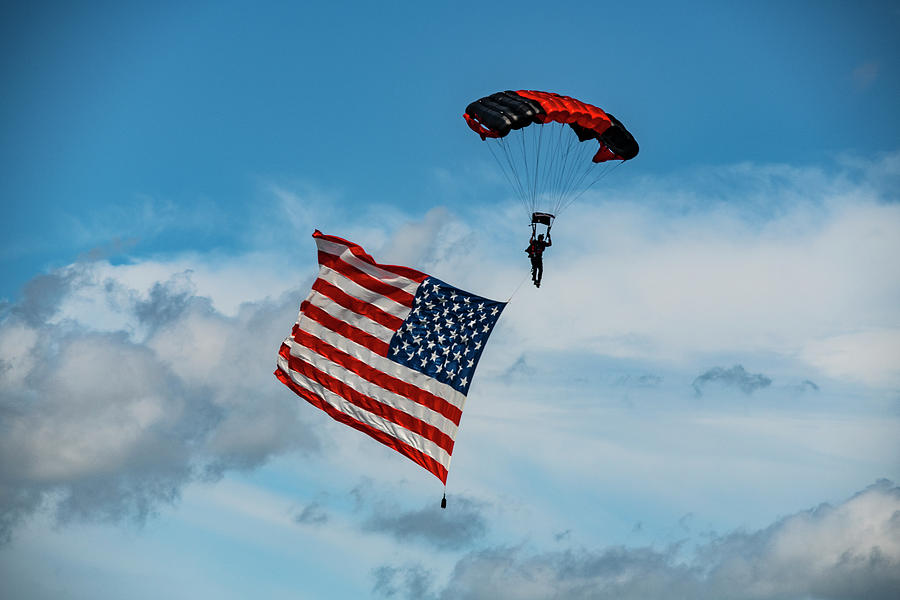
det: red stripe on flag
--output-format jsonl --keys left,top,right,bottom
{"left": 279, "top": 344, "right": 455, "bottom": 454}
{"left": 275, "top": 366, "right": 449, "bottom": 483}
{"left": 312, "top": 230, "right": 429, "bottom": 283}
{"left": 317, "top": 251, "right": 417, "bottom": 308}
{"left": 311, "top": 278, "right": 404, "bottom": 331}
{"left": 300, "top": 301, "right": 391, "bottom": 357}
{"left": 291, "top": 327, "right": 463, "bottom": 425}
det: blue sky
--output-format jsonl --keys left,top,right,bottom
{"left": 1, "top": 2, "right": 899, "bottom": 599}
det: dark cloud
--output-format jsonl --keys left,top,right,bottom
{"left": 53, "top": 464, "right": 190, "bottom": 527}
{"left": 76, "top": 237, "right": 139, "bottom": 263}
{"left": 614, "top": 374, "right": 663, "bottom": 388}
{"left": 132, "top": 274, "right": 198, "bottom": 327}
{"left": 692, "top": 365, "right": 772, "bottom": 396}
{"left": 372, "top": 564, "right": 436, "bottom": 599}
{"left": 0, "top": 326, "right": 213, "bottom": 541}
{"left": 784, "top": 379, "right": 821, "bottom": 394}
{"left": 9, "top": 268, "right": 80, "bottom": 326}
{"left": 502, "top": 355, "right": 533, "bottom": 380}
{"left": 0, "top": 264, "right": 321, "bottom": 543}
{"left": 374, "top": 481, "right": 900, "bottom": 600}
{"left": 349, "top": 478, "right": 375, "bottom": 512}
{"left": 363, "top": 495, "right": 489, "bottom": 551}
{"left": 801, "top": 379, "right": 820, "bottom": 392}
{"left": 426, "top": 544, "right": 700, "bottom": 600}
{"left": 0, "top": 488, "right": 43, "bottom": 545}
{"left": 294, "top": 501, "right": 329, "bottom": 526}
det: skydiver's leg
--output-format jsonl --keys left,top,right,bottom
{"left": 535, "top": 260, "right": 543, "bottom": 287}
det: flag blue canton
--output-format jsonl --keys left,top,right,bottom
{"left": 388, "top": 277, "right": 505, "bottom": 395}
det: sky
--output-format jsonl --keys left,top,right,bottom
{"left": 1, "top": 1, "right": 899, "bottom": 599}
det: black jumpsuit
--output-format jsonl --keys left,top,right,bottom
{"left": 526, "top": 236, "right": 551, "bottom": 287}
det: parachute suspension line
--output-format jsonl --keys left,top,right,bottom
{"left": 529, "top": 123, "right": 543, "bottom": 214}
{"left": 489, "top": 138, "right": 530, "bottom": 218}
{"left": 554, "top": 131, "right": 624, "bottom": 217}
{"left": 497, "top": 128, "right": 538, "bottom": 218}
{"left": 541, "top": 123, "right": 564, "bottom": 214}
{"left": 514, "top": 132, "right": 535, "bottom": 215}
{"left": 485, "top": 123, "right": 628, "bottom": 222}
{"left": 537, "top": 124, "right": 554, "bottom": 207}
{"left": 558, "top": 161, "right": 602, "bottom": 216}
{"left": 553, "top": 129, "right": 587, "bottom": 214}
{"left": 530, "top": 124, "right": 542, "bottom": 213}
{"left": 501, "top": 135, "right": 533, "bottom": 219}
{"left": 519, "top": 124, "right": 533, "bottom": 213}
{"left": 557, "top": 163, "right": 603, "bottom": 216}
{"left": 565, "top": 133, "right": 592, "bottom": 207}
{"left": 558, "top": 160, "right": 625, "bottom": 216}
{"left": 542, "top": 123, "right": 565, "bottom": 214}
{"left": 485, "top": 142, "right": 517, "bottom": 208}
{"left": 534, "top": 125, "right": 544, "bottom": 212}
{"left": 558, "top": 150, "right": 601, "bottom": 213}
{"left": 550, "top": 125, "right": 570, "bottom": 214}
{"left": 543, "top": 123, "right": 561, "bottom": 210}
{"left": 550, "top": 122, "right": 573, "bottom": 213}
{"left": 584, "top": 159, "right": 623, "bottom": 193}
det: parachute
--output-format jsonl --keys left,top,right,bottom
{"left": 464, "top": 90, "right": 639, "bottom": 228}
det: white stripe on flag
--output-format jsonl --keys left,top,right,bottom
{"left": 284, "top": 336, "right": 459, "bottom": 439}
{"left": 305, "top": 289, "right": 397, "bottom": 344}
{"left": 276, "top": 353, "right": 451, "bottom": 468}
{"left": 315, "top": 238, "right": 422, "bottom": 295}
{"left": 317, "top": 266, "right": 413, "bottom": 320}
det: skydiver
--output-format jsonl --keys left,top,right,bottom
{"left": 526, "top": 231, "right": 551, "bottom": 288}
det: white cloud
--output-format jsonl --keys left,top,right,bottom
{"left": 0, "top": 320, "right": 39, "bottom": 389}
{"left": 0, "top": 257, "right": 320, "bottom": 540}
{"left": 2, "top": 153, "right": 898, "bottom": 544}
{"left": 375, "top": 481, "right": 900, "bottom": 600}
{"left": 499, "top": 198, "right": 899, "bottom": 369}
{"left": 801, "top": 329, "right": 900, "bottom": 388}
{"left": 422, "top": 157, "right": 900, "bottom": 388}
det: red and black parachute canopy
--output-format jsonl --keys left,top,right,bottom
{"left": 463, "top": 90, "right": 639, "bottom": 219}
{"left": 464, "top": 90, "right": 639, "bottom": 162}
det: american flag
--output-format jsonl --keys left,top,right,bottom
{"left": 275, "top": 231, "right": 506, "bottom": 483}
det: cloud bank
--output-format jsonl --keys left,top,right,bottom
{"left": 2, "top": 154, "right": 898, "bottom": 545}
{"left": 0, "top": 259, "right": 319, "bottom": 542}
{"left": 375, "top": 480, "right": 900, "bottom": 600}
{"left": 475, "top": 154, "right": 900, "bottom": 388}
{"left": 363, "top": 495, "right": 489, "bottom": 551}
